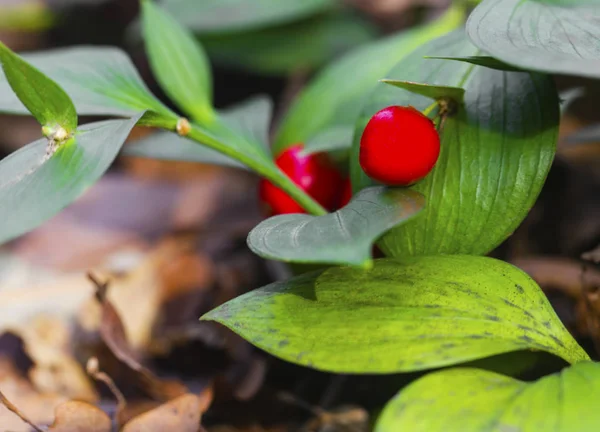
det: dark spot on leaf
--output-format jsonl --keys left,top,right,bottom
{"left": 519, "top": 335, "right": 534, "bottom": 343}
{"left": 278, "top": 340, "right": 289, "bottom": 348}
{"left": 441, "top": 343, "right": 456, "bottom": 349}
{"left": 549, "top": 334, "right": 566, "bottom": 348}
{"left": 484, "top": 314, "right": 501, "bottom": 322}
{"left": 468, "top": 335, "right": 485, "bottom": 340}
{"left": 515, "top": 284, "right": 525, "bottom": 294}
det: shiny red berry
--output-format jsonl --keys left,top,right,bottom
{"left": 359, "top": 105, "right": 440, "bottom": 186}
{"left": 338, "top": 178, "right": 353, "bottom": 208}
{"left": 259, "top": 144, "right": 344, "bottom": 215}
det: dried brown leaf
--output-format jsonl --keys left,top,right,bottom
{"left": 48, "top": 400, "right": 111, "bottom": 432}
{"left": 121, "top": 394, "right": 203, "bottom": 432}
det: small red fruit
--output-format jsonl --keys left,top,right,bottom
{"left": 259, "top": 144, "right": 344, "bottom": 215}
{"left": 359, "top": 105, "right": 440, "bottom": 186}
{"left": 338, "top": 178, "right": 353, "bottom": 208}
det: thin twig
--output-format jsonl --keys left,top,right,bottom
{"left": 0, "top": 388, "right": 43, "bottom": 432}
{"left": 86, "top": 357, "right": 127, "bottom": 412}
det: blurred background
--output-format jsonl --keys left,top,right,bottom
{"left": 0, "top": 0, "right": 599, "bottom": 430}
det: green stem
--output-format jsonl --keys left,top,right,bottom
{"left": 422, "top": 101, "right": 439, "bottom": 118}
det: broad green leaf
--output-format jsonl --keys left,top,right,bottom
{"left": 0, "top": 41, "right": 76, "bottom": 133}
{"left": 141, "top": 0, "right": 214, "bottom": 123}
{"left": 200, "top": 11, "right": 376, "bottom": 76}
{"left": 0, "top": 47, "right": 171, "bottom": 118}
{"left": 124, "top": 95, "right": 272, "bottom": 168}
{"left": 301, "top": 125, "right": 355, "bottom": 155}
{"left": 247, "top": 187, "right": 425, "bottom": 268}
{"left": 351, "top": 30, "right": 558, "bottom": 257}
{"left": 376, "top": 362, "right": 600, "bottom": 432}
{"left": 123, "top": 132, "right": 246, "bottom": 169}
{"left": 0, "top": 115, "right": 141, "bottom": 244}
{"left": 202, "top": 255, "right": 588, "bottom": 373}
{"left": 380, "top": 80, "right": 465, "bottom": 103}
{"left": 163, "top": 0, "right": 335, "bottom": 33}
{"left": 565, "top": 123, "right": 600, "bottom": 144}
{"left": 425, "top": 55, "right": 523, "bottom": 72}
{"left": 466, "top": 0, "right": 600, "bottom": 78}
{"left": 272, "top": 5, "right": 464, "bottom": 153}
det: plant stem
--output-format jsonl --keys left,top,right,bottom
{"left": 184, "top": 124, "right": 328, "bottom": 216}
{"left": 422, "top": 101, "right": 439, "bottom": 118}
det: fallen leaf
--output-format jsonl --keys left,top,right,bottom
{"left": 122, "top": 393, "right": 203, "bottom": 432}
{"left": 48, "top": 400, "right": 111, "bottom": 432}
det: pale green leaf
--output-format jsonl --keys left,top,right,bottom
{"left": 380, "top": 79, "right": 465, "bottom": 103}
{"left": 424, "top": 55, "right": 523, "bottom": 72}
{"left": 247, "top": 187, "right": 424, "bottom": 267}
{"left": 272, "top": 5, "right": 465, "bottom": 153}
{"left": 203, "top": 255, "right": 588, "bottom": 373}
{"left": 466, "top": 0, "right": 600, "bottom": 78}
{"left": 141, "top": 0, "right": 214, "bottom": 123}
{"left": 0, "top": 115, "right": 141, "bottom": 244}
{"left": 351, "top": 30, "right": 558, "bottom": 257}
{"left": 163, "top": 0, "right": 335, "bottom": 33}
{"left": 377, "top": 362, "right": 600, "bottom": 432}
{"left": 0, "top": 47, "right": 171, "bottom": 117}
{"left": 0, "top": 41, "right": 76, "bottom": 132}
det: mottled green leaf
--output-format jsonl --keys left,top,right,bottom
{"left": 247, "top": 187, "right": 424, "bottom": 267}
{"left": 466, "top": 0, "right": 600, "bottom": 78}
{"left": 0, "top": 115, "right": 141, "bottom": 244}
{"left": 163, "top": 0, "right": 335, "bottom": 33}
{"left": 203, "top": 255, "right": 587, "bottom": 373}
{"left": 0, "top": 47, "right": 171, "bottom": 118}
{"left": 380, "top": 79, "right": 465, "bottom": 103}
{"left": 376, "top": 362, "right": 600, "bottom": 432}
{"left": 200, "top": 11, "right": 376, "bottom": 76}
{"left": 0, "top": 41, "right": 76, "bottom": 132}
{"left": 272, "top": 5, "right": 464, "bottom": 153}
{"left": 351, "top": 31, "right": 558, "bottom": 257}
{"left": 141, "top": 0, "right": 214, "bottom": 123}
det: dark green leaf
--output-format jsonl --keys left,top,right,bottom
{"left": 123, "top": 131, "right": 246, "bottom": 169}
{"left": 272, "top": 6, "right": 464, "bottom": 153}
{"left": 202, "top": 255, "right": 588, "bottom": 373}
{"left": 424, "top": 55, "right": 523, "bottom": 72}
{"left": 351, "top": 31, "right": 558, "bottom": 257}
{"left": 141, "top": 0, "right": 214, "bottom": 123}
{"left": 380, "top": 79, "right": 465, "bottom": 103}
{"left": 301, "top": 125, "right": 355, "bottom": 155}
{"left": 163, "top": 0, "right": 335, "bottom": 33}
{"left": 0, "top": 47, "right": 172, "bottom": 118}
{"left": 376, "top": 362, "right": 600, "bottom": 432}
{"left": 466, "top": 0, "right": 600, "bottom": 78}
{"left": 0, "top": 41, "right": 76, "bottom": 132}
{"left": 247, "top": 187, "right": 425, "bottom": 267}
{"left": 200, "top": 10, "right": 377, "bottom": 76}
{"left": 0, "top": 115, "right": 141, "bottom": 244}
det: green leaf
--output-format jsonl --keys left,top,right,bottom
{"left": 376, "top": 362, "right": 600, "bottom": 432}
{"left": 0, "top": 41, "right": 77, "bottom": 133}
{"left": 217, "top": 95, "right": 272, "bottom": 149}
{"left": 272, "top": 5, "right": 465, "bottom": 153}
{"left": 424, "top": 55, "right": 523, "bottom": 72}
{"left": 163, "top": 0, "right": 335, "bottom": 33}
{"left": 200, "top": 10, "right": 377, "bottom": 76}
{"left": 141, "top": 0, "right": 214, "bottom": 123}
{"left": 247, "top": 187, "right": 425, "bottom": 268}
{"left": 380, "top": 79, "right": 465, "bottom": 103}
{"left": 123, "top": 131, "right": 246, "bottom": 169}
{"left": 0, "top": 47, "right": 171, "bottom": 118}
{"left": 301, "top": 125, "right": 355, "bottom": 155}
{"left": 351, "top": 30, "right": 559, "bottom": 257}
{"left": 202, "top": 255, "right": 588, "bottom": 373}
{"left": 0, "top": 115, "right": 141, "bottom": 244}
{"left": 466, "top": 0, "right": 600, "bottom": 78}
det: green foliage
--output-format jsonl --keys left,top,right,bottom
{"left": 0, "top": 115, "right": 141, "bottom": 244}
{"left": 376, "top": 362, "right": 600, "bottom": 432}
{"left": 424, "top": 55, "right": 523, "bottom": 72}
{"left": 351, "top": 31, "right": 559, "bottom": 257}
{"left": 0, "top": 41, "right": 77, "bottom": 133}
{"left": 301, "top": 125, "right": 355, "bottom": 155}
{"left": 247, "top": 187, "right": 424, "bottom": 267}
{"left": 380, "top": 80, "right": 465, "bottom": 104}
{"left": 272, "top": 5, "right": 464, "bottom": 153}
{"left": 0, "top": 47, "right": 171, "bottom": 118}
{"left": 203, "top": 255, "right": 587, "bottom": 373}
{"left": 141, "top": 0, "right": 214, "bottom": 123}
{"left": 466, "top": 0, "right": 600, "bottom": 78}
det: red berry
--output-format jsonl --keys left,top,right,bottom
{"left": 359, "top": 105, "right": 440, "bottom": 186}
{"left": 259, "top": 144, "right": 344, "bottom": 215}
{"left": 338, "top": 178, "right": 353, "bottom": 208}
